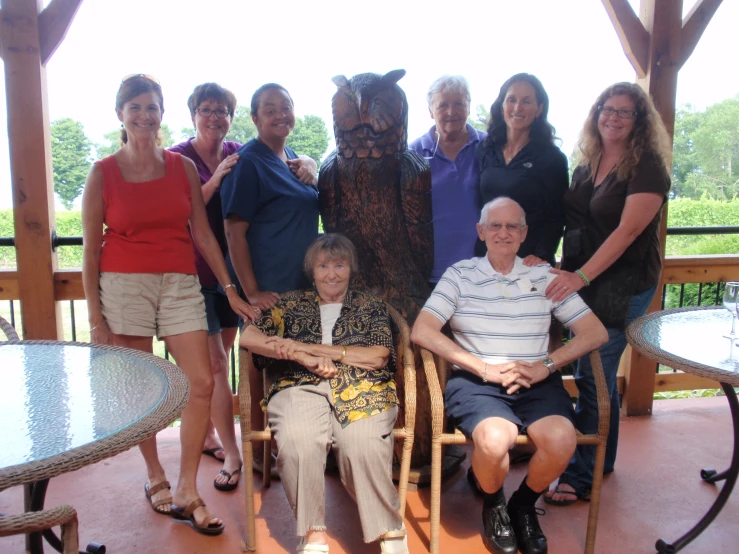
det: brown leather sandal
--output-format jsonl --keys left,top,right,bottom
{"left": 144, "top": 480, "right": 172, "bottom": 515}
{"left": 170, "top": 498, "right": 225, "bottom": 536}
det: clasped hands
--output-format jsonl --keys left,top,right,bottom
{"left": 484, "top": 360, "right": 550, "bottom": 395}
{"left": 265, "top": 336, "right": 337, "bottom": 379}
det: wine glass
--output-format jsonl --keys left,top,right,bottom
{"left": 722, "top": 282, "right": 739, "bottom": 364}
{"left": 723, "top": 282, "right": 739, "bottom": 336}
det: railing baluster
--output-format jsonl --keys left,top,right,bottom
{"left": 697, "top": 283, "right": 704, "bottom": 306}
{"left": 678, "top": 284, "right": 685, "bottom": 307}
{"left": 69, "top": 300, "right": 76, "bottom": 342}
{"left": 9, "top": 299, "right": 15, "bottom": 328}
{"left": 661, "top": 284, "right": 667, "bottom": 310}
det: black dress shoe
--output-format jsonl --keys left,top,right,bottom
{"left": 482, "top": 503, "right": 517, "bottom": 554}
{"left": 507, "top": 503, "right": 548, "bottom": 554}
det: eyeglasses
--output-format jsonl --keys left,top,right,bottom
{"left": 196, "top": 107, "right": 231, "bottom": 119}
{"left": 121, "top": 73, "right": 160, "bottom": 85}
{"left": 423, "top": 131, "right": 440, "bottom": 161}
{"left": 598, "top": 106, "right": 637, "bottom": 119}
{"left": 482, "top": 222, "right": 525, "bottom": 233}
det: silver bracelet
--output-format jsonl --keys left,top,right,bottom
{"left": 91, "top": 322, "right": 107, "bottom": 332}
{"left": 224, "top": 283, "right": 237, "bottom": 292}
{"left": 482, "top": 363, "right": 488, "bottom": 383}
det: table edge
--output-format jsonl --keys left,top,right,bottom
{"left": 626, "top": 306, "right": 739, "bottom": 386}
{"left": 0, "top": 340, "right": 190, "bottom": 489}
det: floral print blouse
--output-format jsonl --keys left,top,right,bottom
{"left": 251, "top": 289, "right": 398, "bottom": 427}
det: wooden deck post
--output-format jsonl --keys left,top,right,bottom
{"left": 1, "top": 0, "right": 61, "bottom": 339}
{"left": 603, "top": 0, "right": 724, "bottom": 415}
{"left": 0, "top": 0, "right": 83, "bottom": 339}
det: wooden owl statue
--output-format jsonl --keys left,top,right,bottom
{"left": 318, "top": 69, "right": 433, "bottom": 324}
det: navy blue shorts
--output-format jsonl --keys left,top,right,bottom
{"left": 445, "top": 370, "right": 575, "bottom": 438}
{"left": 201, "top": 285, "right": 239, "bottom": 335}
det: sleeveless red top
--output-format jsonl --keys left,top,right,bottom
{"left": 98, "top": 150, "right": 196, "bottom": 274}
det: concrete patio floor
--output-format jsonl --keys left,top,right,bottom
{"left": 1, "top": 396, "right": 737, "bottom": 553}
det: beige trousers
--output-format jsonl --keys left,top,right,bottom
{"left": 267, "top": 380, "right": 402, "bottom": 542}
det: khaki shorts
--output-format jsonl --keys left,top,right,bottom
{"left": 99, "top": 273, "right": 208, "bottom": 339}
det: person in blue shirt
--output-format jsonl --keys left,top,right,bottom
{"left": 409, "top": 75, "right": 486, "bottom": 285}
{"left": 221, "top": 82, "right": 319, "bottom": 476}
{"left": 222, "top": 83, "right": 319, "bottom": 307}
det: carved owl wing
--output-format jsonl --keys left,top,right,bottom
{"left": 399, "top": 150, "right": 433, "bottom": 281}
{"left": 317, "top": 150, "right": 339, "bottom": 233}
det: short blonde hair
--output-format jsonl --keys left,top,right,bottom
{"left": 303, "top": 234, "right": 359, "bottom": 280}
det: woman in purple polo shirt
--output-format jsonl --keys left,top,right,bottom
{"left": 409, "top": 75, "right": 486, "bottom": 285}
{"left": 169, "top": 82, "right": 245, "bottom": 492}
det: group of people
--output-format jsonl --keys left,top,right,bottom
{"left": 80, "top": 70, "right": 671, "bottom": 554}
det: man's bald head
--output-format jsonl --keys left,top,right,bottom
{"left": 479, "top": 197, "right": 527, "bottom": 226}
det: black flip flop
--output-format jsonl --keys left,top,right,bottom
{"left": 201, "top": 447, "right": 225, "bottom": 461}
{"left": 214, "top": 466, "right": 242, "bottom": 492}
{"left": 543, "top": 485, "right": 581, "bottom": 506}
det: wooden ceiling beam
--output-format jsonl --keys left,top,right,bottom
{"left": 679, "top": 0, "right": 723, "bottom": 69}
{"left": 38, "top": 0, "right": 83, "bottom": 66}
{"left": 601, "top": 0, "right": 650, "bottom": 78}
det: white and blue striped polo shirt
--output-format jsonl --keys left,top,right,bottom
{"left": 422, "top": 256, "right": 591, "bottom": 364}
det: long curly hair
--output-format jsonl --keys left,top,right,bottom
{"left": 485, "top": 73, "right": 557, "bottom": 149}
{"left": 576, "top": 82, "right": 671, "bottom": 181}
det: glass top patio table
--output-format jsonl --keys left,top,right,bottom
{"left": 0, "top": 341, "right": 189, "bottom": 490}
{"left": 626, "top": 306, "right": 739, "bottom": 553}
{"left": 626, "top": 306, "right": 739, "bottom": 386}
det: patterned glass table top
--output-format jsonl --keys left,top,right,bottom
{"left": 0, "top": 343, "right": 170, "bottom": 469}
{"left": 634, "top": 307, "right": 739, "bottom": 385}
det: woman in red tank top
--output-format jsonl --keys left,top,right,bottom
{"left": 81, "top": 75, "right": 259, "bottom": 536}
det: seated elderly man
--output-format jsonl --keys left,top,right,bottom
{"left": 411, "top": 197, "right": 607, "bottom": 554}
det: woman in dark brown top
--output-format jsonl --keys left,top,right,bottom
{"left": 543, "top": 82, "right": 672, "bottom": 505}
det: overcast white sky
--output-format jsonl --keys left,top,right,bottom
{"left": 0, "top": 0, "right": 737, "bottom": 210}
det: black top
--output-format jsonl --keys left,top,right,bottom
{"left": 561, "top": 152, "right": 671, "bottom": 327}
{"left": 477, "top": 139, "right": 569, "bottom": 265}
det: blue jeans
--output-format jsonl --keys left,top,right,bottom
{"left": 559, "top": 286, "right": 657, "bottom": 497}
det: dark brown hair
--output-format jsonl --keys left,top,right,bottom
{"left": 187, "top": 82, "right": 237, "bottom": 119}
{"left": 250, "top": 83, "right": 293, "bottom": 115}
{"left": 115, "top": 75, "right": 164, "bottom": 145}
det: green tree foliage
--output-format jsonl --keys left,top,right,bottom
{"left": 50, "top": 118, "right": 92, "bottom": 210}
{"left": 96, "top": 129, "right": 121, "bottom": 158}
{"left": 96, "top": 123, "right": 175, "bottom": 159}
{"left": 288, "top": 115, "right": 330, "bottom": 167}
{"left": 672, "top": 96, "right": 739, "bottom": 200}
{"left": 467, "top": 104, "right": 488, "bottom": 132}
{"left": 225, "top": 105, "right": 257, "bottom": 145}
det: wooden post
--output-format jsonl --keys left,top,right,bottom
{"left": 1, "top": 0, "right": 62, "bottom": 339}
{"left": 603, "top": 0, "right": 723, "bottom": 415}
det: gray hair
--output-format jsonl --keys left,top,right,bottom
{"left": 479, "top": 197, "right": 527, "bottom": 226}
{"left": 303, "top": 233, "right": 359, "bottom": 280}
{"left": 427, "top": 75, "right": 471, "bottom": 109}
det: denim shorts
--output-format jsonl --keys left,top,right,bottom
{"left": 444, "top": 370, "right": 575, "bottom": 438}
{"left": 99, "top": 272, "right": 208, "bottom": 339}
{"left": 201, "top": 284, "right": 239, "bottom": 335}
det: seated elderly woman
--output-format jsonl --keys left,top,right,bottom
{"left": 240, "top": 233, "right": 408, "bottom": 554}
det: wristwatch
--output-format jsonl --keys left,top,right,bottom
{"left": 541, "top": 356, "right": 556, "bottom": 374}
